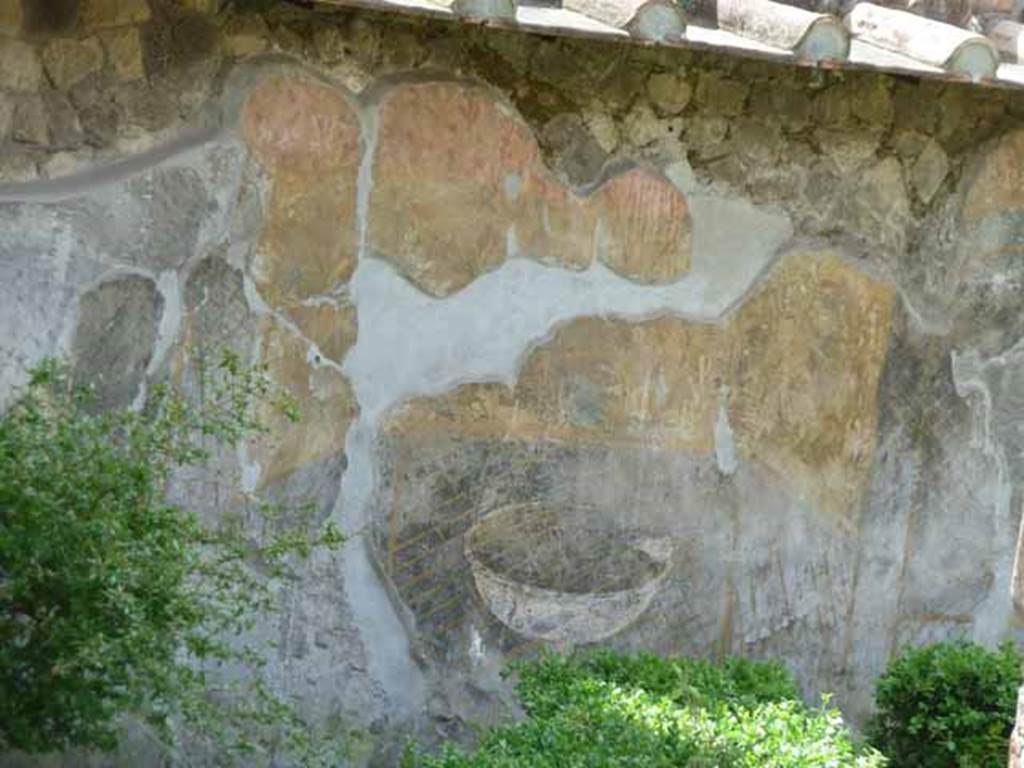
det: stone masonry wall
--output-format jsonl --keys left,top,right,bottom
{"left": 5, "top": 1, "right": 1024, "bottom": 764}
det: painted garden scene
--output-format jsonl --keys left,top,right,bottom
{"left": 5, "top": 0, "right": 1024, "bottom": 764}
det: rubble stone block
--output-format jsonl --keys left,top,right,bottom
{"left": 42, "top": 37, "right": 103, "bottom": 90}
{"left": 71, "top": 275, "right": 163, "bottom": 410}
{"left": 0, "top": 0, "right": 23, "bottom": 37}
{"left": 100, "top": 25, "right": 144, "bottom": 80}
{"left": 647, "top": 71, "right": 692, "bottom": 115}
{"left": 0, "top": 37, "right": 41, "bottom": 91}
{"left": 79, "top": 0, "right": 150, "bottom": 31}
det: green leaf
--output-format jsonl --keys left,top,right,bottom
{"left": 0, "top": 354, "right": 346, "bottom": 766}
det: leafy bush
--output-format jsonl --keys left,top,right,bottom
{"left": 0, "top": 357, "right": 343, "bottom": 765}
{"left": 868, "top": 640, "right": 1022, "bottom": 768}
{"left": 414, "top": 650, "right": 884, "bottom": 767}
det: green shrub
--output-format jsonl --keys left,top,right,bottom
{"left": 868, "top": 640, "right": 1022, "bottom": 768}
{"left": 0, "top": 357, "right": 344, "bottom": 764}
{"left": 415, "top": 650, "right": 884, "bottom": 767}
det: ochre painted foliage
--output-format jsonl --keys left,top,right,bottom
{"left": 369, "top": 81, "right": 692, "bottom": 295}
{"left": 243, "top": 76, "right": 361, "bottom": 309}
{"left": 384, "top": 251, "right": 895, "bottom": 518}
{"left": 242, "top": 76, "right": 693, "bottom": 300}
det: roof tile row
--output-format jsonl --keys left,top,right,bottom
{"left": 311, "top": 0, "right": 1024, "bottom": 89}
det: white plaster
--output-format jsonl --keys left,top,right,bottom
{"left": 505, "top": 225, "right": 519, "bottom": 260}
{"left": 504, "top": 173, "right": 522, "bottom": 200}
{"left": 664, "top": 158, "right": 698, "bottom": 194}
{"left": 149, "top": 269, "right": 184, "bottom": 378}
{"left": 242, "top": 272, "right": 271, "bottom": 316}
{"left": 469, "top": 625, "right": 486, "bottom": 663}
{"left": 126, "top": 268, "right": 181, "bottom": 411}
{"left": 300, "top": 292, "right": 350, "bottom": 307}
{"left": 51, "top": 213, "right": 73, "bottom": 286}
{"left": 51, "top": 222, "right": 82, "bottom": 364}
{"left": 332, "top": 97, "right": 427, "bottom": 722}
{"left": 239, "top": 449, "right": 263, "bottom": 493}
{"left": 337, "top": 417, "right": 425, "bottom": 718}
{"left": 354, "top": 101, "right": 379, "bottom": 261}
{"left": 345, "top": 193, "right": 792, "bottom": 420}
{"left": 0, "top": 207, "right": 79, "bottom": 409}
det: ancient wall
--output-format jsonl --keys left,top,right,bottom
{"left": 4, "top": 0, "right": 1024, "bottom": 763}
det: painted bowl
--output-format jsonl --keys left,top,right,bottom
{"left": 464, "top": 502, "right": 672, "bottom": 644}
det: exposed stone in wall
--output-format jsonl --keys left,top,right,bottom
{"left": 0, "top": 0, "right": 1018, "bottom": 196}
{"left": 900, "top": 127, "right": 1024, "bottom": 341}
{"left": 0, "top": 97, "right": 12, "bottom": 141}
{"left": 128, "top": 167, "right": 210, "bottom": 269}
{"left": 80, "top": 0, "right": 151, "bottom": 31}
{"left": 963, "top": 128, "right": 1024, "bottom": 224}
{"left": 0, "top": 38, "right": 42, "bottom": 91}
{"left": 11, "top": 95, "right": 48, "bottom": 145}
{"left": 98, "top": 25, "right": 144, "bottom": 80}
{"left": 22, "top": 0, "right": 78, "bottom": 35}
{"left": 178, "top": 253, "right": 255, "bottom": 359}
{"left": 647, "top": 70, "right": 692, "bottom": 115}
{"left": 42, "top": 37, "right": 104, "bottom": 90}
{"left": 0, "top": 0, "right": 222, "bottom": 179}
{"left": 845, "top": 157, "right": 911, "bottom": 255}
{"left": 140, "top": 0, "right": 219, "bottom": 80}
{"left": 0, "top": 0, "right": 23, "bottom": 37}
{"left": 909, "top": 139, "right": 949, "bottom": 204}
{"left": 539, "top": 113, "right": 608, "bottom": 186}
{"left": 71, "top": 274, "right": 163, "bottom": 409}
{"left": 222, "top": 13, "right": 270, "bottom": 57}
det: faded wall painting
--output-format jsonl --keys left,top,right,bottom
{"left": 373, "top": 250, "right": 895, "bottom": 689}
{"left": 7, "top": 11, "right": 1024, "bottom": 750}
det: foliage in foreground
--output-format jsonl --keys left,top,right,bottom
{"left": 0, "top": 357, "right": 344, "bottom": 765}
{"left": 414, "top": 650, "right": 885, "bottom": 768}
{"left": 868, "top": 640, "right": 1022, "bottom": 768}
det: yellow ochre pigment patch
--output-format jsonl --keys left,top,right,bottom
{"left": 384, "top": 251, "right": 895, "bottom": 519}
